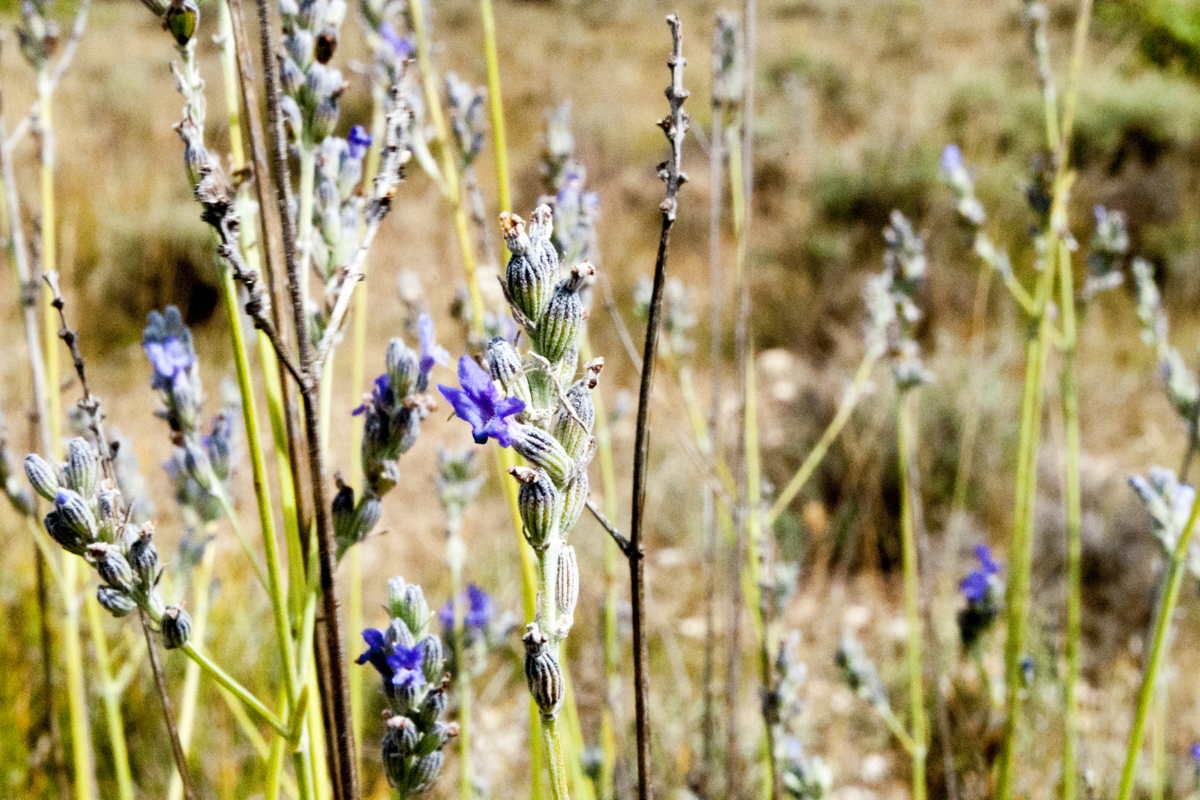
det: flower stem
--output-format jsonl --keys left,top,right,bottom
{"left": 85, "top": 600, "right": 134, "bottom": 800}
{"left": 543, "top": 715, "right": 571, "bottom": 800}
{"left": 1116, "top": 494, "right": 1200, "bottom": 800}
{"left": 1058, "top": 228, "right": 1083, "bottom": 800}
{"left": 166, "top": 541, "right": 216, "bottom": 800}
{"left": 478, "top": 0, "right": 510, "bottom": 214}
{"left": 897, "top": 390, "right": 927, "bottom": 800}
{"left": 178, "top": 641, "right": 289, "bottom": 737}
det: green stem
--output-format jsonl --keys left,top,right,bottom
{"left": 85, "top": 600, "right": 134, "bottom": 800}
{"left": 1116, "top": 495, "right": 1200, "bottom": 800}
{"left": 543, "top": 716, "right": 571, "bottom": 800}
{"left": 178, "top": 642, "right": 288, "bottom": 737}
{"left": 167, "top": 542, "right": 217, "bottom": 800}
{"left": 1058, "top": 236, "right": 1082, "bottom": 800}
{"left": 897, "top": 390, "right": 927, "bottom": 800}
{"left": 38, "top": 61, "right": 96, "bottom": 800}
{"left": 478, "top": 0, "right": 510, "bottom": 214}
{"left": 296, "top": 146, "right": 316, "bottom": 343}
{"left": 765, "top": 353, "right": 878, "bottom": 526}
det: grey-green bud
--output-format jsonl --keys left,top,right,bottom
{"left": 24, "top": 454, "right": 60, "bottom": 502}
{"left": 89, "top": 543, "right": 137, "bottom": 594}
{"left": 64, "top": 438, "right": 100, "bottom": 498}
{"left": 420, "top": 635, "right": 444, "bottom": 684}
{"left": 534, "top": 263, "right": 594, "bottom": 364}
{"left": 485, "top": 336, "right": 532, "bottom": 409}
{"left": 54, "top": 489, "right": 98, "bottom": 542}
{"left": 387, "top": 577, "right": 429, "bottom": 634}
{"left": 502, "top": 212, "right": 553, "bottom": 325}
{"left": 44, "top": 510, "right": 86, "bottom": 556}
{"left": 97, "top": 586, "right": 137, "bottom": 617}
{"left": 555, "top": 545, "right": 579, "bottom": 623}
{"left": 511, "top": 425, "right": 573, "bottom": 487}
{"left": 559, "top": 471, "right": 589, "bottom": 534}
{"left": 386, "top": 338, "right": 419, "bottom": 398}
{"left": 161, "top": 605, "right": 192, "bottom": 649}
{"left": 523, "top": 623, "right": 563, "bottom": 718}
{"left": 128, "top": 528, "right": 159, "bottom": 583}
{"left": 408, "top": 750, "right": 445, "bottom": 794}
{"left": 551, "top": 360, "right": 602, "bottom": 459}
{"left": 511, "top": 467, "right": 560, "bottom": 550}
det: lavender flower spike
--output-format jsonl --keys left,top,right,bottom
{"left": 438, "top": 355, "right": 525, "bottom": 447}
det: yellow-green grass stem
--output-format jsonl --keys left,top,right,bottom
{"left": 741, "top": 344, "right": 777, "bottom": 799}
{"left": 479, "top": 0, "right": 510, "bottom": 213}
{"left": 896, "top": 389, "right": 927, "bottom": 800}
{"left": 535, "top": 545, "right": 570, "bottom": 800}
{"left": 765, "top": 353, "right": 878, "bottom": 527}
{"left": 85, "top": 599, "right": 134, "bottom": 800}
{"left": 216, "top": 269, "right": 311, "bottom": 797}
{"left": 38, "top": 61, "right": 96, "bottom": 800}
{"left": 167, "top": 541, "right": 217, "bottom": 800}
{"left": 1058, "top": 236, "right": 1083, "bottom": 800}
{"left": 1116, "top": 490, "right": 1200, "bottom": 800}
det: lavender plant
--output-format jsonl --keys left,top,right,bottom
{"left": 768, "top": 633, "right": 831, "bottom": 800}
{"left": 958, "top": 544, "right": 1004, "bottom": 654}
{"left": 357, "top": 577, "right": 457, "bottom": 797}
{"left": 437, "top": 203, "right": 604, "bottom": 800}
{"left": 335, "top": 314, "right": 445, "bottom": 556}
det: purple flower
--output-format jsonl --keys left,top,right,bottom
{"left": 355, "top": 628, "right": 393, "bottom": 678}
{"left": 347, "top": 125, "right": 372, "bottom": 160}
{"left": 145, "top": 337, "right": 194, "bottom": 389}
{"left": 960, "top": 544, "right": 1002, "bottom": 602}
{"left": 940, "top": 143, "right": 964, "bottom": 177}
{"left": 1191, "top": 742, "right": 1200, "bottom": 764}
{"left": 379, "top": 23, "right": 413, "bottom": 60}
{"left": 356, "top": 628, "right": 427, "bottom": 691}
{"left": 352, "top": 373, "right": 393, "bottom": 417}
{"left": 387, "top": 640, "right": 427, "bottom": 690}
{"left": 438, "top": 583, "right": 494, "bottom": 632}
{"left": 417, "top": 313, "right": 450, "bottom": 375}
{"left": 437, "top": 356, "right": 525, "bottom": 447}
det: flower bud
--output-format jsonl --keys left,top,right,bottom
{"left": 535, "top": 263, "right": 593, "bottom": 364}
{"left": 559, "top": 471, "right": 588, "bottom": 533}
{"left": 485, "top": 336, "right": 532, "bottom": 409}
{"left": 416, "top": 721, "right": 457, "bottom": 756}
{"left": 386, "top": 339, "right": 419, "bottom": 398}
{"left": 24, "top": 454, "right": 60, "bottom": 502}
{"left": 383, "top": 713, "right": 420, "bottom": 759}
{"left": 387, "top": 617, "right": 416, "bottom": 650}
{"left": 510, "top": 467, "right": 559, "bottom": 550}
{"left": 420, "top": 635, "right": 444, "bottom": 683}
{"left": 387, "top": 577, "right": 430, "bottom": 633}
{"left": 511, "top": 426, "right": 573, "bottom": 487}
{"left": 523, "top": 623, "right": 563, "bottom": 718}
{"left": 408, "top": 750, "right": 444, "bottom": 794}
{"left": 183, "top": 440, "right": 215, "bottom": 493}
{"left": 279, "top": 54, "right": 305, "bottom": 96}
{"left": 54, "top": 489, "right": 98, "bottom": 542}
{"left": 527, "top": 204, "right": 561, "bottom": 280}
{"left": 44, "top": 510, "right": 86, "bottom": 556}
{"left": 161, "top": 605, "right": 192, "bottom": 649}
{"left": 96, "top": 489, "right": 123, "bottom": 528}
{"left": 64, "top": 438, "right": 100, "bottom": 498}
{"left": 502, "top": 213, "right": 553, "bottom": 324}
{"left": 555, "top": 545, "right": 579, "bottom": 623}
{"left": 304, "top": 64, "right": 344, "bottom": 143}
{"left": 97, "top": 586, "right": 137, "bottom": 617}
{"left": 165, "top": 0, "right": 200, "bottom": 47}
{"left": 417, "top": 684, "right": 448, "bottom": 728}
{"left": 128, "top": 528, "right": 159, "bottom": 584}
{"left": 552, "top": 360, "right": 602, "bottom": 459}
{"left": 89, "top": 543, "right": 137, "bottom": 594}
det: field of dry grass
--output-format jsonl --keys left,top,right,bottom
{"left": 3, "top": 0, "right": 1200, "bottom": 797}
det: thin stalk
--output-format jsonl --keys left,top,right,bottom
{"left": 543, "top": 717, "right": 572, "bottom": 800}
{"left": 742, "top": 344, "right": 777, "bottom": 799}
{"left": 446, "top": 518, "right": 472, "bottom": 800}
{"left": 296, "top": 146, "right": 316, "bottom": 340}
{"left": 37, "top": 60, "right": 96, "bottom": 800}
{"left": 167, "top": 543, "right": 217, "bottom": 800}
{"left": 478, "top": 0, "right": 510, "bottom": 213}
{"left": 85, "top": 601, "right": 134, "bottom": 800}
{"left": 178, "top": 641, "right": 289, "bottom": 736}
{"left": 1058, "top": 236, "right": 1082, "bottom": 800}
{"left": 897, "top": 390, "right": 927, "bottom": 800}
{"left": 1, "top": 84, "right": 68, "bottom": 797}
{"left": 765, "top": 354, "right": 877, "bottom": 526}
{"left": 535, "top": 544, "right": 569, "bottom": 800}
{"left": 1116, "top": 495, "right": 1200, "bottom": 800}
{"left": 140, "top": 610, "right": 197, "bottom": 800}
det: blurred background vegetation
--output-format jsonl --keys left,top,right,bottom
{"left": 2, "top": 0, "right": 1200, "bottom": 796}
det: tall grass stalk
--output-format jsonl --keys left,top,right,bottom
{"left": 896, "top": 390, "right": 927, "bottom": 800}
{"left": 478, "top": 0, "right": 510, "bottom": 213}
{"left": 37, "top": 58, "right": 96, "bottom": 800}
{"left": 84, "top": 598, "right": 135, "bottom": 800}
{"left": 1116, "top": 497, "right": 1200, "bottom": 799}
{"left": 997, "top": 4, "right": 1090, "bottom": 793}
{"left": 166, "top": 542, "right": 217, "bottom": 800}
